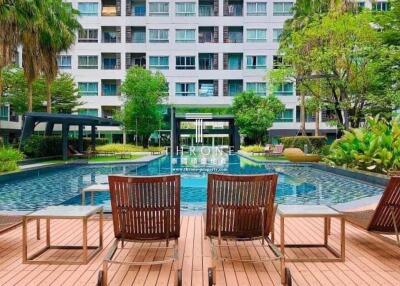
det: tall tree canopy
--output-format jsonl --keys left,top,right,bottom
{"left": 120, "top": 67, "right": 168, "bottom": 148}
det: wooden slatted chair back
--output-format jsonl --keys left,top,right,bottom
{"left": 108, "top": 175, "right": 180, "bottom": 241}
{"left": 205, "top": 173, "right": 278, "bottom": 238}
{"left": 368, "top": 176, "right": 400, "bottom": 233}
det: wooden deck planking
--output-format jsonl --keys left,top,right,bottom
{"left": 0, "top": 215, "right": 398, "bottom": 285}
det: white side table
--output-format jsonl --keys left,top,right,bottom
{"left": 22, "top": 205, "right": 103, "bottom": 265}
{"left": 82, "top": 184, "right": 110, "bottom": 206}
{"left": 277, "top": 205, "right": 345, "bottom": 262}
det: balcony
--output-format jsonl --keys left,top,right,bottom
{"left": 126, "top": 0, "right": 146, "bottom": 16}
{"left": 224, "top": 79, "right": 243, "bottom": 96}
{"left": 101, "top": 0, "right": 120, "bottom": 16}
{"left": 101, "top": 26, "right": 121, "bottom": 43}
{"left": 126, "top": 27, "right": 146, "bottom": 43}
{"left": 199, "top": 0, "right": 218, "bottom": 16}
{"left": 223, "top": 0, "right": 243, "bottom": 16}
{"left": 126, "top": 53, "right": 146, "bottom": 69}
{"left": 199, "top": 80, "right": 218, "bottom": 96}
{"left": 199, "top": 27, "right": 218, "bottom": 43}
{"left": 101, "top": 80, "right": 121, "bottom": 96}
{"left": 223, "top": 26, "right": 243, "bottom": 43}
{"left": 101, "top": 53, "right": 121, "bottom": 70}
{"left": 199, "top": 53, "right": 218, "bottom": 70}
{"left": 101, "top": 106, "right": 120, "bottom": 119}
{"left": 223, "top": 53, "right": 243, "bottom": 70}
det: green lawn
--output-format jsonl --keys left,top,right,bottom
{"left": 252, "top": 155, "right": 287, "bottom": 161}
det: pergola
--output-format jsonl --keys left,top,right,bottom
{"left": 20, "top": 112, "right": 120, "bottom": 160}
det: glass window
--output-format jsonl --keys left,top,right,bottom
{"left": 227, "top": 54, "right": 242, "bottom": 70}
{"left": 149, "top": 56, "right": 169, "bottom": 70}
{"left": 176, "top": 56, "right": 195, "bottom": 70}
{"left": 132, "top": 28, "right": 146, "bottom": 43}
{"left": 273, "top": 82, "right": 293, "bottom": 96}
{"left": 149, "top": 29, "right": 169, "bottom": 42}
{"left": 176, "top": 29, "right": 196, "bottom": 43}
{"left": 176, "top": 2, "right": 196, "bottom": 16}
{"left": 149, "top": 2, "right": 169, "bottom": 16}
{"left": 199, "top": 81, "right": 215, "bottom": 96}
{"left": 199, "top": 53, "right": 215, "bottom": 70}
{"left": 273, "top": 2, "right": 293, "bottom": 16}
{"left": 246, "top": 82, "right": 267, "bottom": 96}
{"left": 227, "top": 80, "right": 243, "bottom": 96}
{"left": 78, "top": 109, "right": 98, "bottom": 116}
{"left": 275, "top": 109, "right": 293, "bottom": 122}
{"left": 273, "top": 29, "right": 283, "bottom": 42}
{"left": 78, "top": 55, "right": 98, "bottom": 69}
{"left": 78, "top": 82, "right": 98, "bottom": 96}
{"left": 0, "top": 105, "right": 9, "bottom": 121}
{"left": 175, "top": 83, "right": 196, "bottom": 96}
{"left": 227, "top": 27, "right": 243, "bottom": 43}
{"left": 246, "top": 55, "right": 266, "bottom": 69}
{"left": 102, "top": 81, "right": 118, "bottom": 96}
{"left": 57, "top": 55, "right": 71, "bottom": 69}
{"left": 102, "top": 27, "right": 119, "bottom": 43}
{"left": 78, "top": 29, "right": 98, "bottom": 42}
{"left": 132, "top": 2, "right": 146, "bottom": 16}
{"left": 199, "top": 3, "right": 213, "bottom": 16}
{"left": 372, "top": 1, "right": 390, "bottom": 11}
{"left": 78, "top": 2, "right": 98, "bottom": 16}
{"left": 247, "top": 2, "right": 267, "bottom": 16}
{"left": 247, "top": 29, "right": 267, "bottom": 42}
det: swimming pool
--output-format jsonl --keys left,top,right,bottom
{"left": 0, "top": 154, "right": 384, "bottom": 212}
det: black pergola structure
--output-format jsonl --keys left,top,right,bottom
{"left": 20, "top": 112, "right": 120, "bottom": 160}
{"left": 171, "top": 109, "right": 240, "bottom": 154}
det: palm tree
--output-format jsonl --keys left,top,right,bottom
{"left": 39, "top": 0, "right": 80, "bottom": 113}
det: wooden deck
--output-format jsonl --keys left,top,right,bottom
{"left": 0, "top": 215, "right": 399, "bottom": 286}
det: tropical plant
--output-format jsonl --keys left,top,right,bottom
{"left": 232, "top": 91, "right": 285, "bottom": 144}
{"left": 240, "top": 145, "right": 265, "bottom": 153}
{"left": 324, "top": 115, "right": 400, "bottom": 174}
{"left": 0, "top": 147, "right": 24, "bottom": 172}
{"left": 119, "top": 67, "right": 168, "bottom": 148}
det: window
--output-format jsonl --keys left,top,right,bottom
{"left": 149, "top": 2, "right": 169, "bottom": 16}
{"left": 273, "top": 2, "right": 293, "bottom": 16}
{"left": 78, "top": 109, "right": 98, "bottom": 116}
{"left": 176, "top": 83, "right": 196, "bottom": 96}
{"left": 226, "top": 80, "right": 243, "bottom": 96}
{"left": 126, "top": 53, "right": 146, "bottom": 68}
{"left": 149, "top": 29, "right": 169, "bottom": 43}
{"left": 102, "top": 53, "right": 120, "bottom": 69}
{"left": 224, "top": 0, "right": 243, "bottom": 16}
{"left": 273, "top": 83, "right": 293, "bottom": 96}
{"left": 199, "top": 80, "right": 217, "bottom": 96}
{"left": 227, "top": 54, "right": 243, "bottom": 70}
{"left": 176, "top": 29, "right": 196, "bottom": 43}
{"left": 372, "top": 2, "right": 390, "bottom": 11}
{"left": 149, "top": 56, "right": 169, "bottom": 69}
{"left": 78, "top": 56, "right": 98, "bottom": 69}
{"left": 246, "top": 55, "right": 266, "bottom": 69}
{"left": 78, "top": 29, "right": 98, "bottom": 42}
{"left": 131, "top": 27, "right": 146, "bottom": 43}
{"left": 176, "top": 2, "right": 196, "bottom": 16}
{"left": 57, "top": 55, "right": 71, "bottom": 69}
{"left": 226, "top": 27, "right": 243, "bottom": 43}
{"left": 102, "top": 80, "right": 119, "bottom": 96}
{"left": 247, "top": 2, "right": 267, "bottom": 16}
{"left": 199, "top": 1, "right": 214, "bottom": 16}
{"left": 78, "top": 82, "right": 98, "bottom": 96}
{"left": 273, "top": 55, "right": 289, "bottom": 69}
{"left": 131, "top": 0, "right": 146, "bottom": 16}
{"left": 176, "top": 56, "right": 195, "bottom": 70}
{"left": 275, "top": 109, "right": 293, "bottom": 122}
{"left": 246, "top": 82, "right": 266, "bottom": 96}
{"left": 0, "top": 106, "right": 9, "bottom": 121}
{"left": 78, "top": 2, "right": 98, "bottom": 16}
{"left": 199, "top": 53, "right": 216, "bottom": 70}
{"left": 247, "top": 29, "right": 267, "bottom": 42}
{"left": 273, "top": 29, "right": 283, "bottom": 42}
{"left": 102, "top": 26, "right": 120, "bottom": 43}
{"left": 199, "top": 27, "right": 218, "bottom": 43}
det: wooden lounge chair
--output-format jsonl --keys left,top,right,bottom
{"left": 98, "top": 175, "right": 182, "bottom": 286}
{"left": 205, "top": 173, "right": 292, "bottom": 286}
{"left": 333, "top": 176, "right": 400, "bottom": 245}
{"left": 271, "top": 144, "right": 284, "bottom": 156}
{"left": 283, "top": 148, "right": 321, "bottom": 162}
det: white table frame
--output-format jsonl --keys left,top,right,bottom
{"left": 82, "top": 184, "right": 109, "bottom": 206}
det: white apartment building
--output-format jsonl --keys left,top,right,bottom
{"left": 1, "top": 0, "right": 390, "bottom": 144}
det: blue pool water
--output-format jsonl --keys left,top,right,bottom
{"left": 0, "top": 155, "right": 384, "bottom": 212}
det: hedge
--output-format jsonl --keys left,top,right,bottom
{"left": 280, "top": 136, "right": 327, "bottom": 154}
{"left": 21, "top": 135, "right": 108, "bottom": 158}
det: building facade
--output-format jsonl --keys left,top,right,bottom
{"left": 2, "top": 0, "right": 390, "bottom": 144}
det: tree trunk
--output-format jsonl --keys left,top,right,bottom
{"left": 315, "top": 110, "right": 320, "bottom": 136}
{"left": 46, "top": 81, "right": 52, "bottom": 113}
{"left": 27, "top": 81, "right": 33, "bottom": 112}
{"left": 142, "top": 135, "right": 149, "bottom": 148}
{"left": 300, "top": 92, "right": 306, "bottom": 136}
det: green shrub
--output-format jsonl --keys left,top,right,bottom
{"left": 0, "top": 148, "right": 24, "bottom": 173}
{"left": 324, "top": 116, "right": 400, "bottom": 174}
{"left": 22, "top": 135, "right": 108, "bottom": 158}
{"left": 280, "top": 136, "right": 327, "bottom": 154}
{"left": 241, "top": 145, "right": 265, "bottom": 153}
{"left": 95, "top": 144, "right": 163, "bottom": 153}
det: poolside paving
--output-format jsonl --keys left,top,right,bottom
{"left": 0, "top": 215, "right": 399, "bottom": 285}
